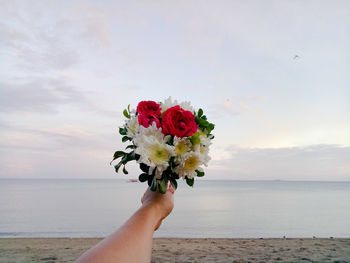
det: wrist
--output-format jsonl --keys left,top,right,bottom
{"left": 139, "top": 203, "right": 162, "bottom": 230}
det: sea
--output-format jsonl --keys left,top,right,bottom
{"left": 0, "top": 179, "right": 349, "bottom": 238}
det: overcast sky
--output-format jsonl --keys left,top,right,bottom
{"left": 1, "top": 0, "right": 349, "bottom": 181}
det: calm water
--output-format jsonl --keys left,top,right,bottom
{"left": 0, "top": 179, "right": 349, "bottom": 238}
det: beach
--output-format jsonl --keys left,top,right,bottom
{"left": 1, "top": 180, "right": 350, "bottom": 262}
{"left": 0, "top": 238, "right": 349, "bottom": 262}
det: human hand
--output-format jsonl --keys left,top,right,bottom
{"left": 141, "top": 185, "right": 174, "bottom": 230}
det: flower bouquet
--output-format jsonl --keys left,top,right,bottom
{"left": 111, "top": 98, "right": 215, "bottom": 193}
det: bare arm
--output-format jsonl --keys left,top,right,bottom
{"left": 76, "top": 187, "right": 174, "bottom": 263}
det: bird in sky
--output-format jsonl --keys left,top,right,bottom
{"left": 293, "top": 55, "right": 300, "bottom": 60}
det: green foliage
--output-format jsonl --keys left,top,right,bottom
{"left": 190, "top": 132, "right": 201, "bottom": 145}
{"left": 129, "top": 151, "right": 136, "bottom": 160}
{"left": 123, "top": 109, "right": 130, "bottom": 119}
{"left": 123, "top": 104, "right": 132, "bottom": 119}
{"left": 158, "top": 178, "right": 168, "bottom": 194}
{"left": 119, "top": 127, "right": 128, "bottom": 135}
{"left": 169, "top": 157, "right": 175, "bottom": 172}
{"left": 111, "top": 150, "right": 137, "bottom": 176}
{"left": 138, "top": 173, "right": 149, "bottom": 182}
{"left": 147, "top": 177, "right": 153, "bottom": 187}
{"left": 197, "top": 108, "right": 203, "bottom": 117}
{"left": 169, "top": 178, "right": 178, "bottom": 190}
{"left": 195, "top": 109, "right": 215, "bottom": 137}
{"left": 139, "top": 163, "right": 149, "bottom": 173}
{"left": 122, "top": 136, "right": 132, "bottom": 142}
{"left": 167, "top": 136, "right": 174, "bottom": 145}
{"left": 125, "top": 144, "right": 136, "bottom": 150}
{"left": 121, "top": 155, "right": 128, "bottom": 164}
{"left": 150, "top": 177, "right": 157, "bottom": 192}
{"left": 122, "top": 166, "right": 128, "bottom": 174}
{"left": 186, "top": 177, "right": 194, "bottom": 187}
{"left": 110, "top": 151, "right": 125, "bottom": 165}
{"left": 196, "top": 170, "right": 205, "bottom": 177}
{"left": 114, "top": 162, "right": 122, "bottom": 173}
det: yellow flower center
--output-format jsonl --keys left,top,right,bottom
{"left": 184, "top": 156, "right": 199, "bottom": 171}
{"left": 149, "top": 144, "right": 170, "bottom": 165}
{"left": 175, "top": 141, "right": 187, "bottom": 155}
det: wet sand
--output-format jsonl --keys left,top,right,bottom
{"left": 0, "top": 238, "right": 349, "bottom": 262}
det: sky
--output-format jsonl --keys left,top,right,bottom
{"left": 0, "top": 0, "right": 349, "bottom": 181}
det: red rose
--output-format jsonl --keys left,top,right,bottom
{"left": 138, "top": 112, "right": 161, "bottom": 128}
{"left": 161, "top": 106, "right": 197, "bottom": 137}
{"left": 137, "top": 101, "right": 161, "bottom": 116}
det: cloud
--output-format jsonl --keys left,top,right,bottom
{"left": 208, "top": 145, "right": 350, "bottom": 181}
{"left": 0, "top": 23, "right": 80, "bottom": 72}
{"left": 0, "top": 78, "right": 86, "bottom": 113}
{"left": 210, "top": 94, "right": 266, "bottom": 119}
{"left": 0, "top": 122, "right": 125, "bottom": 178}
{"left": 0, "top": 77, "right": 120, "bottom": 117}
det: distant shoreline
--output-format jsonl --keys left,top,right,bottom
{"left": 1, "top": 178, "right": 350, "bottom": 183}
{"left": 1, "top": 238, "right": 349, "bottom": 262}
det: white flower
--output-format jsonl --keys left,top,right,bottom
{"left": 160, "top": 97, "right": 194, "bottom": 114}
{"left": 173, "top": 136, "right": 192, "bottom": 157}
{"left": 174, "top": 152, "right": 204, "bottom": 179}
{"left": 134, "top": 123, "right": 175, "bottom": 178}
{"left": 125, "top": 115, "right": 139, "bottom": 138}
{"left": 179, "top": 101, "right": 194, "bottom": 113}
{"left": 133, "top": 122, "right": 166, "bottom": 146}
{"left": 196, "top": 134, "right": 212, "bottom": 165}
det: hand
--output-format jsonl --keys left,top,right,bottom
{"left": 141, "top": 186, "right": 174, "bottom": 230}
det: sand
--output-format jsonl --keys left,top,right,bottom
{"left": 0, "top": 238, "right": 349, "bottom": 262}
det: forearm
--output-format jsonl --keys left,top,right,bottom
{"left": 76, "top": 206, "right": 158, "bottom": 263}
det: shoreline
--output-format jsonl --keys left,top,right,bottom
{"left": 0, "top": 238, "right": 349, "bottom": 262}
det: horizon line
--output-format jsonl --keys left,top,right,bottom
{"left": 1, "top": 178, "right": 350, "bottom": 183}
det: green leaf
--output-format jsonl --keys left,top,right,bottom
{"left": 169, "top": 157, "right": 175, "bottom": 172}
{"left": 150, "top": 177, "right": 157, "bottom": 192}
{"left": 198, "top": 108, "right": 203, "bottom": 117}
{"left": 110, "top": 151, "right": 125, "bottom": 165}
{"left": 159, "top": 178, "right": 168, "bottom": 194}
{"left": 186, "top": 177, "right": 194, "bottom": 187}
{"left": 207, "top": 123, "right": 215, "bottom": 133}
{"left": 196, "top": 170, "right": 205, "bottom": 177}
{"left": 119, "top": 127, "right": 127, "bottom": 135}
{"left": 138, "top": 173, "right": 148, "bottom": 182}
{"left": 127, "top": 104, "right": 131, "bottom": 113}
{"left": 114, "top": 162, "right": 123, "bottom": 173}
{"left": 167, "top": 136, "right": 174, "bottom": 145}
{"left": 198, "top": 118, "right": 208, "bottom": 126}
{"left": 140, "top": 163, "right": 149, "bottom": 173}
{"left": 123, "top": 109, "right": 130, "bottom": 119}
{"left": 121, "top": 155, "right": 128, "bottom": 164}
{"left": 190, "top": 133, "right": 201, "bottom": 145}
{"left": 128, "top": 151, "right": 136, "bottom": 160}
{"left": 122, "top": 166, "right": 128, "bottom": 174}
{"left": 125, "top": 145, "right": 136, "bottom": 150}
{"left": 122, "top": 136, "right": 131, "bottom": 142}
{"left": 170, "top": 178, "right": 178, "bottom": 190}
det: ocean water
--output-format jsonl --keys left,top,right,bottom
{"left": 0, "top": 179, "right": 349, "bottom": 238}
